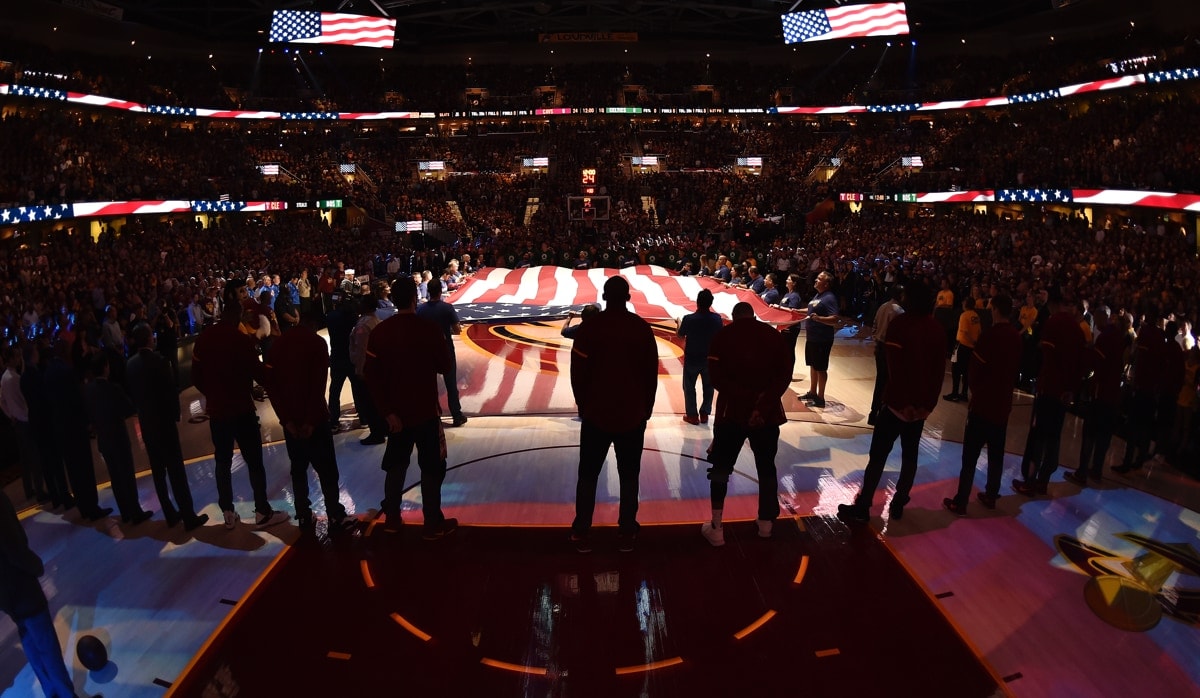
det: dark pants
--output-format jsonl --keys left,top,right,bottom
{"left": 350, "top": 372, "right": 385, "bottom": 436}
{"left": 210, "top": 412, "right": 272, "bottom": 515}
{"left": 954, "top": 411, "right": 1007, "bottom": 505}
{"left": 855, "top": 407, "right": 924, "bottom": 510}
{"left": 142, "top": 420, "right": 198, "bottom": 519}
{"left": 100, "top": 444, "right": 142, "bottom": 519}
{"left": 870, "top": 347, "right": 888, "bottom": 421}
{"left": 682, "top": 360, "right": 713, "bottom": 418}
{"left": 380, "top": 418, "right": 447, "bottom": 533}
{"left": 31, "top": 431, "right": 70, "bottom": 508}
{"left": 1022, "top": 394, "right": 1067, "bottom": 485}
{"left": 328, "top": 358, "right": 352, "bottom": 423}
{"left": 950, "top": 343, "right": 972, "bottom": 397}
{"left": 573, "top": 420, "right": 644, "bottom": 536}
{"left": 12, "top": 420, "right": 45, "bottom": 499}
{"left": 707, "top": 422, "right": 780, "bottom": 521}
{"left": 15, "top": 609, "right": 75, "bottom": 698}
{"left": 285, "top": 420, "right": 346, "bottom": 520}
{"left": 1121, "top": 391, "right": 1157, "bottom": 468}
{"left": 1079, "top": 401, "right": 1118, "bottom": 478}
{"left": 443, "top": 345, "right": 464, "bottom": 420}
{"left": 57, "top": 423, "right": 101, "bottom": 514}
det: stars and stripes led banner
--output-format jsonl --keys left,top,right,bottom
{"left": 0, "top": 188, "right": 1198, "bottom": 231}
{"left": 269, "top": 11, "right": 397, "bottom": 49}
{"left": 1, "top": 67, "right": 1198, "bottom": 122}
{"left": 782, "top": 2, "right": 910, "bottom": 45}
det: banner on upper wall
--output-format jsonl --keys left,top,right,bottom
{"left": 538, "top": 32, "right": 638, "bottom": 42}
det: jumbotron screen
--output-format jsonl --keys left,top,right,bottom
{"left": 782, "top": 2, "right": 909, "bottom": 45}
{"left": 269, "top": 11, "right": 396, "bottom": 49}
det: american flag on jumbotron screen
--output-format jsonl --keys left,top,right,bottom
{"left": 268, "top": 11, "right": 396, "bottom": 49}
{"left": 782, "top": 2, "right": 909, "bottom": 45}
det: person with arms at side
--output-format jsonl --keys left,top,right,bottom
{"left": 0, "top": 492, "right": 102, "bottom": 698}
{"left": 700, "top": 302, "right": 793, "bottom": 546}
{"left": 19, "top": 342, "right": 72, "bottom": 510}
{"left": 349, "top": 296, "right": 387, "bottom": 445}
{"left": 944, "top": 295, "right": 982, "bottom": 402}
{"left": 83, "top": 352, "right": 153, "bottom": 525}
{"left": 569, "top": 276, "right": 659, "bottom": 553}
{"left": 264, "top": 312, "right": 352, "bottom": 531}
{"left": 801, "top": 271, "right": 839, "bottom": 409}
{"left": 323, "top": 292, "right": 357, "bottom": 430}
{"left": 43, "top": 338, "right": 111, "bottom": 521}
{"left": 868, "top": 284, "right": 904, "bottom": 426}
{"left": 126, "top": 323, "right": 208, "bottom": 530}
{"left": 192, "top": 283, "right": 289, "bottom": 530}
{"left": 943, "top": 295, "right": 1022, "bottom": 515}
{"left": 676, "top": 289, "right": 723, "bottom": 425}
{"left": 837, "top": 279, "right": 945, "bottom": 523}
{"left": 364, "top": 277, "right": 458, "bottom": 540}
{"left": 1, "top": 347, "right": 47, "bottom": 503}
{"left": 417, "top": 278, "right": 468, "bottom": 427}
{"left": 1065, "top": 306, "right": 1126, "bottom": 486}
{"left": 1013, "top": 287, "right": 1087, "bottom": 496}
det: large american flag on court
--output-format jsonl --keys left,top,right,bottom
{"left": 781, "top": 2, "right": 910, "bottom": 44}
{"left": 450, "top": 266, "right": 806, "bottom": 325}
{"left": 268, "top": 11, "right": 396, "bottom": 48}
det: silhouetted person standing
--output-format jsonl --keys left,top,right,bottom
{"left": 1013, "top": 287, "right": 1086, "bottom": 495}
{"left": 84, "top": 352, "right": 152, "bottom": 525}
{"left": 126, "top": 323, "right": 208, "bottom": 530}
{"left": 264, "top": 314, "right": 351, "bottom": 530}
{"left": 417, "top": 279, "right": 468, "bottom": 427}
{"left": 364, "top": 277, "right": 458, "bottom": 540}
{"left": 192, "top": 283, "right": 289, "bottom": 530}
{"left": 676, "top": 289, "right": 723, "bottom": 425}
{"left": 838, "top": 279, "right": 945, "bottom": 523}
{"left": 943, "top": 295, "right": 1021, "bottom": 515}
{"left": 569, "top": 276, "right": 659, "bottom": 553}
{"left": 0, "top": 492, "right": 102, "bottom": 698}
{"left": 44, "top": 339, "right": 111, "bottom": 521}
{"left": 700, "top": 302, "right": 793, "bottom": 546}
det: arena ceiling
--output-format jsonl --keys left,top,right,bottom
{"left": 89, "top": 0, "right": 1115, "bottom": 47}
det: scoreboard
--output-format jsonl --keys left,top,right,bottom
{"left": 568, "top": 167, "right": 610, "bottom": 221}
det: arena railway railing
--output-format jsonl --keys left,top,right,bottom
{"left": 3, "top": 187, "right": 1200, "bottom": 228}
{"left": 0, "top": 67, "right": 1197, "bottom": 121}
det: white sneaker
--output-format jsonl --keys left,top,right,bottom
{"left": 254, "top": 510, "right": 290, "bottom": 529}
{"left": 223, "top": 510, "right": 239, "bottom": 530}
{"left": 701, "top": 522, "right": 725, "bottom": 547}
{"left": 757, "top": 519, "right": 773, "bottom": 539}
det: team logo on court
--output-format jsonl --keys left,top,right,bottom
{"left": 1055, "top": 533, "right": 1200, "bottom": 632}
